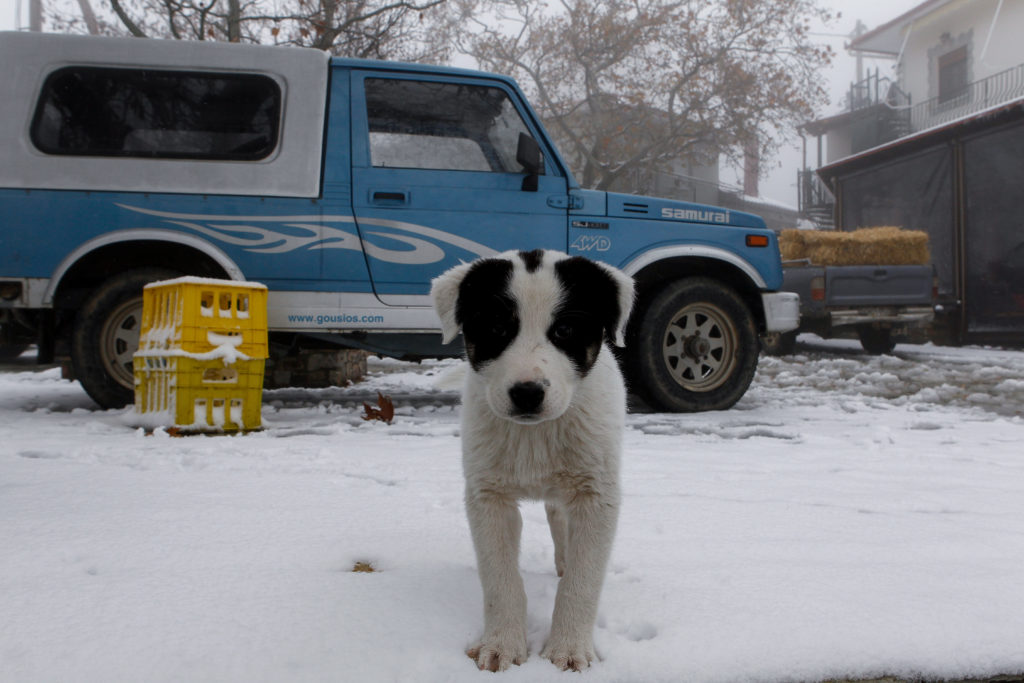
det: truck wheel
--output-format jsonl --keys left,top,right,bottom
{"left": 71, "top": 268, "right": 179, "bottom": 409}
{"left": 760, "top": 330, "right": 798, "bottom": 356}
{"left": 857, "top": 325, "right": 896, "bottom": 355}
{"left": 626, "top": 277, "right": 760, "bottom": 412}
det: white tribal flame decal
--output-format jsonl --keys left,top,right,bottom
{"left": 116, "top": 204, "right": 496, "bottom": 264}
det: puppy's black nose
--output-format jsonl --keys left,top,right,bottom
{"left": 508, "top": 381, "right": 545, "bottom": 414}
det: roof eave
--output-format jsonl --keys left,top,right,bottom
{"left": 848, "top": 0, "right": 957, "bottom": 56}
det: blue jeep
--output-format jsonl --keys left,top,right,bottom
{"left": 0, "top": 31, "right": 798, "bottom": 412}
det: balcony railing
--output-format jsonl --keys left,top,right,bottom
{"left": 846, "top": 68, "right": 911, "bottom": 113}
{"left": 905, "top": 62, "right": 1024, "bottom": 132}
{"left": 836, "top": 63, "right": 1024, "bottom": 138}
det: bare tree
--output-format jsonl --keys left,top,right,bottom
{"left": 47, "top": 0, "right": 455, "bottom": 61}
{"left": 265, "top": 0, "right": 450, "bottom": 60}
{"left": 455, "top": 0, "right": 835, "bottom": 191}
{"left": 75, "top": 0, "right": 101, "bottom": 34}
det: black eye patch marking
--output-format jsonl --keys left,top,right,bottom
{"left": 455, "top": 258, "right": 518, "bottom": 369}
{"left": 552, "top": 257, "right": 622, "bottom": 376}
{"left": 547, "top": 310, "right": 604, "bottom": 375}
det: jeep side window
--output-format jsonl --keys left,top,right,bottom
{"left": 365, "top": 78, "right": 542, "bottom": 174}
{"left": 30, "top": 67, "right": 281, "bottom": 160}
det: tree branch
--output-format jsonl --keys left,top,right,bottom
{"left": 109, "top": 0, "right": 148, "bottom": 36}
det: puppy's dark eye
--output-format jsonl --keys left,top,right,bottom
{"left": 551, "top": 322, "right": 575, "bottom": 341}
{"left": 491, "top": 322, "right": 510, "bottom": 338}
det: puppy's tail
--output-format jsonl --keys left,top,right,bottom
{"left": 434, "top": 361, "right": 468, "bottom": 391}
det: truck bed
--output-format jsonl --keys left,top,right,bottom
{"left": 771, "top": 263, "right": 935, "bottom": 354}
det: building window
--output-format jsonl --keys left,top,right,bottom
{"left": 30, "top": 67, "right": 281, "bottom": 160}
{"left": 938, "top": 46, "right": 968, "bottom": 103}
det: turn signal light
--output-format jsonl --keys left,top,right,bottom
{"left": 745, "top": 234, "right": 770, "bottom": 248}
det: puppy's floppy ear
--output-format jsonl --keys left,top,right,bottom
{"left": 596, "top": 262, "right": 635, "bottom": 347}
{"left": 430, "top": 261, "right": 475, "bottom": 344}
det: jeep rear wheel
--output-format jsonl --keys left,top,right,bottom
{"left": 627, "top": 278, "right": 760, "bottom": 412}
{"left": 71, "top": 268, "right": 179, "bottom": 409}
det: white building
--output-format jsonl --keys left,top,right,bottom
{"left": 805, "top": 0, "right": 1024, "bottom": 168}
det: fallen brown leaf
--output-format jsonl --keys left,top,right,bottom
{"left": 361, "top": 391, "right": 394, "bottom": 424}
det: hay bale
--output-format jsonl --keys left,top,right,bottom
{"left": 780, "top": 227, "right": 930, "bottom": 266}
{"left": 778, "top": 229, "right": 808, "bottom": 261}
{"left": 805, "top": 230, "right": 857, "bottom": 265}
{"left": 844, "top": 226, "right": 930, "bottom": 265}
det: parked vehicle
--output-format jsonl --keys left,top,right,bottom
{"left": 762, "top": 263, "right": 934, "bottom": 355}
{"left": 0, "top": 31, "right": 798, "bottom": 412}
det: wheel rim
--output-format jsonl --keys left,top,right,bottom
{"left": 100, "top": 297, "right": 143, "bottom": 391}
{"left": 661, "top": 301, "right": 738, "bottom": 392}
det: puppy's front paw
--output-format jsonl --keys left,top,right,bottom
{"left": 541, "top": 637, "right": 596, "bottom": 671}
{"left": 466, "top": 633, "right": 528, "bottom": 672}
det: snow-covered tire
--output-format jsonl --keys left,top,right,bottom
{"left": 626, "top": 277, "right": 760, "bottom": 412}
{"left": 71, "top": 268, "right": 179, "bottom": 409}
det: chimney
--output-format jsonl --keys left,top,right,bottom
{"left": 743, "top": 138, "right": 759, "bottom": 198}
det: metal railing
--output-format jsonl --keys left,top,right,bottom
{"left": 906, "top": 62, "right": 1024, "bottom": 132}
{"left": 796, "top": 169, "right": 835, "bottom": 228}
{"left": 846, "top": 68, "right": 911, "bottom": 113}
{"left": 798, "top": 169, "right": 832, "bottom": 210}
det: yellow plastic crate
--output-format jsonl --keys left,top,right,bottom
{"left": 138, "top": 277, "right": 268, "bottom": 358}
{"left": 133, "top": 354, "right": 265, "bottom": 431}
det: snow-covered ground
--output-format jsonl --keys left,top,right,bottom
{"left": 2, "top": 337, "right": 1024, "bottom": 683}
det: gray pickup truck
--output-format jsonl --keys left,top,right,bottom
{"left": 762, "top": 263, "right": 935, "bottom": 355}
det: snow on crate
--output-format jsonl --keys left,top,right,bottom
{"left": 133, "top": 278, "right": 268, "bottom": 432}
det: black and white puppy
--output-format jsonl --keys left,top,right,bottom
{"left": 431, "top": 249, "right": 634, "bottom": 672}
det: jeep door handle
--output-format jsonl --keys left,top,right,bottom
{"left": 371, "top": 190, "right": 409, "bottom": 205}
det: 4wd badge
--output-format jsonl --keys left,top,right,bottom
{"left": 570, "top": 234, "right": 611, "bottom": 252}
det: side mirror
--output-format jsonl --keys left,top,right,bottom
{"left": 516, "top": 132, "right": 542, "bottom": 192}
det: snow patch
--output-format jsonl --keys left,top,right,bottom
{"left": 2, "top": 340, "right": 1024, "bottom": 682}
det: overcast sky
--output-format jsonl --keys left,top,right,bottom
{"left": 0, "top": 0, "right": 925, "bottom": 206}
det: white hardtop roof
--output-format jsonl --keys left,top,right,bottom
{"left": 0, "top": 31, "right": 329, "bottom": 198}
{"left": 0, "top": 30, "right": 328, "bottom": 73}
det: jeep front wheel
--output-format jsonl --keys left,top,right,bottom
{"left": 71, "top": 268, "right": 179, "bottom": 409}
{"left": 626, "top": 278, "right": 760, "bottom": 412}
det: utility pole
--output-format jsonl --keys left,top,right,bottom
{"left": 27, "top": 0, "right": 43, "bottom": 30}
{"left": 29, "top": 0, "right": 43, "bottom": 31}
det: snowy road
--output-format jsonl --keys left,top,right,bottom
{"left": 2, "top": 337, "right": 1023, "bottom": 682}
